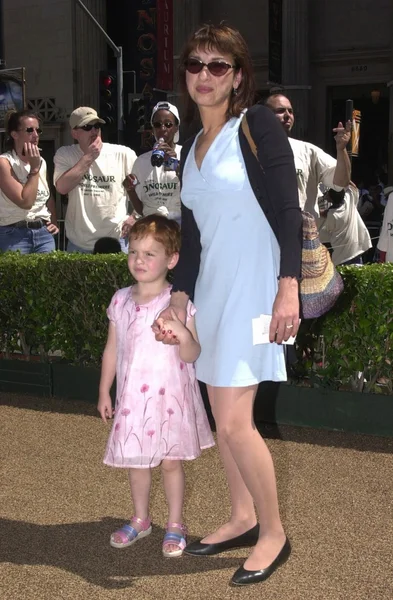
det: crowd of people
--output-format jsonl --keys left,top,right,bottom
{"left": 0, "top": 85, "right": 391, "bottom": 264}
{"left": 0, "top": 101, "right": 181, "bottom": 254}
{"left": 2, "top": 21, "right": 392, "bottom": 589}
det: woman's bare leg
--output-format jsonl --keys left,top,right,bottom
{"left": 200, "top": 384, "right": 257, "bottom": 544}
{"left": 206, "top": 385, "right": 286, "bottom": 569}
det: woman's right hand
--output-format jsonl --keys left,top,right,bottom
{"left": 152, "top": 304, "right": 186, "bottom": 344}
{"left": 24, "top": 143, "right": 41, "bottom": 171}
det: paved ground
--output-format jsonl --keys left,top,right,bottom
{"left": 1, "top": 392, "right": 393, "bottom": 600}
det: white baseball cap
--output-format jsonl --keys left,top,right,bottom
{"left": 150, "top": 101, "right": 180, "bottom": 143}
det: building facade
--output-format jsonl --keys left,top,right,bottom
{"left": 1, "top": 0, "right": 392, "bottom": 187}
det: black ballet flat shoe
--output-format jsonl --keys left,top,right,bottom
{"left": 230, "top": 537, "right": 291, "bottom": 586}
{"left": 183, "top": 524, "right": 260, "bottom": 556}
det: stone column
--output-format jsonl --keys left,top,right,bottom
{"left": 173, "top": 0, "right": 202, "bottom": 59}
{"left": 281, "top": 0, "right": 311, "bottom": 140}
{"left": 388, "top": 12, "right": 393, "bottom": 183}
{"left": 170, "top": 0, "right": 202, "bottom": 136}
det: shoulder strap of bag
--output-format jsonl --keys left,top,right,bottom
{"left": 241, "top": 114, "right": 261, "bottom": 167}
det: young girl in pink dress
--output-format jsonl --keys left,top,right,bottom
{"left": 98, "top": 214, "right": 214, "bottom": 557}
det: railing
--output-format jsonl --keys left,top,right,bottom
{"left": 55, "top": 219, "right": 67, "bottom": 251}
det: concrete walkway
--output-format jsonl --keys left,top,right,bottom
{"left": 1, "top": 392, "right": 393, "bottom": 600}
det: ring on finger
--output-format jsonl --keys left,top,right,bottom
{"left": 286, "top": 324, "right": 294, "bottom": 329}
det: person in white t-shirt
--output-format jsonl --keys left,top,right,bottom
{"left": 0, "top": 110, "right": 58, "bottom": 253}
{"left": 54, "top": 107, "right": 137, "bottom": 253}
{"left": 377, "top": 191, "right": 393, "bottom": 263}
{"left": 318, "top": 184, "right": 371, "bottom": 265}
{"left": 127, "top": 102, "right": 181, "bottom": 225}
{"left": 264, "top": 93, "right": 352, "bottom": 218}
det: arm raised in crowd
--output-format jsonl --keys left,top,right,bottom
{"left": 0, "top": 143, "right": 41, "bottom": 210}
{"left": 332, "top": 120, "right": 352, "bottom": 188}
{"left": 54, "top": 137, "right": 102, "bottom": 195}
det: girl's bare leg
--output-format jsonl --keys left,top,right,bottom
{"left": 111, "top": 467, "right": 152, "bottom": 543}
{"left": 161, "top": 459, "right": 185, "bottom": 553}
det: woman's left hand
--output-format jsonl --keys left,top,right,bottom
{"left": 269, "top": 277, "right": 300, "bottom": 344}
{"left": 46, "top": 222, "right": 59, "bottom": 235}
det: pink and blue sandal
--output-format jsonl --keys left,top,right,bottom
{"left": 162, "top": 522, "right": 187, "bottom": 558}
{"left": 110, "top": 516, "right": 152, "bottom": 549}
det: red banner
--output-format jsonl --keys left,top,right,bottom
{"left": 156, "top": 0, "right": 173, "bottom": 90}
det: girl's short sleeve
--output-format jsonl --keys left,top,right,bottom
{"left": 107, "top": 291, "right": 120, "bottom": 323}
{"left": 186, "top": 299, "right": 197, "bottom": 322}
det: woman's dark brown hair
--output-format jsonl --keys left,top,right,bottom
{"left": 4, "top": 110, "right": 41, "bottom": 150}
{"left": 178, "top": 23, "right": 256, "bottom": 124}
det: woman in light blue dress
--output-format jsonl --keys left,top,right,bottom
{"left": 153, "top": 24, "right": 302, "bottom": 586}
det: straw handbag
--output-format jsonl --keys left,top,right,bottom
{"left": 241, "top": 114, "right": 344, "bottom": 319}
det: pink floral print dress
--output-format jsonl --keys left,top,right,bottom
{"left": 103, "top": 285, "right": 214, "bottom": 468}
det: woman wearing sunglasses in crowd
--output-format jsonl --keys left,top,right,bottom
{"left": 153, "top": 24, "right": 302, "bottom": 586}
{"left": 126, "top": 102, "right": 182, "bottom": 225}
{"left": 0, "top": 110, "right": 58, "bottom": 253}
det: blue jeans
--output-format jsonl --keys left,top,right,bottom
{"left": 0, "top": 224, "right": 56, "bottom": 254}
{"left": 67, "top": 237, "right": 128, "bottom": 253}
{"left": 341, "top": 254, "right": 363, "bottom": 266}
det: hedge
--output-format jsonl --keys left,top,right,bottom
{"left": 0, "top": 253, "right": 392, "bottom": 392}
{"left": 293, "top": 264, "right": 393, "bottom": 393}
{"left": 0, "top": 252, "right": 132, "bottom": 364}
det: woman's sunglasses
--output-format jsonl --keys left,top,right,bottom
{"left": 184, "top": 58, "right": 236, "bottom": 77}
{"left": 152, "top": 121, "right": 175, "bottom": 129}
{"left": 78, "top": 123, "right": 101, "bottom": 131}
{"left": 22, "top": 127, "right": 43, "bottom": 134}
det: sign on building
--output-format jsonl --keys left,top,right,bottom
{"left": 0, "top": 68, "right": 26, "bottom": 132}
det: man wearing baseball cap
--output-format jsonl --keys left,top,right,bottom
{"left": 54, "top": 106, "right": 137, "bottom": 252}
{"left": 126, "top": 101, "right": 182, "bottom": 225}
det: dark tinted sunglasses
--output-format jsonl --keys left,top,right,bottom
{"left": 78, "top": 123, "right": 101, "bottom": 131}
{"left": 185, "top": 58, "right": 236, "bottom": 77}
{"left": 22, "top": 127, "right": 43, "bottom": 134}
{"left": 152, "top": 121, "right": 175, "bottom": 129}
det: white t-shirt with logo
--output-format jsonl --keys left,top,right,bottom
{"left": 318, "top": 185, "right": 371, "bottom": 265}
{"left": 289, "top": 138, "right": 342, "bottom": 217}
{"left": 132, "top": 144, "right": 181, "bottom": 223}
{"left": 54, "top": 143, "right": 137, "bottom": 250}
{"left": 0, "top": 150, "right": 51, "bottom": 226}
{"left": 377, "top": 191, "right": 393, "bottom": 262}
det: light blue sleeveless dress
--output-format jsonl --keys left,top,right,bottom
{"left": 181, "top": 114, "right": 287, "bottom": 387}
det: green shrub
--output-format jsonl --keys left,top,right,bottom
{"left": 0, "top": 252, "right": 131, "bottom": 364}
{"left": 294, "top": 264, "right": 393, "bottom": 393}
{"left": 0, "top": 254, "right": 392, "bottom": 393}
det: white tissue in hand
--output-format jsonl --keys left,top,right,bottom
{"left": 156, "top": 206, "right": 169, "bottom": 217}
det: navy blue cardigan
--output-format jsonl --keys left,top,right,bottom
{"left": 172, "top": 104, "right": 303, "bottom": 298}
